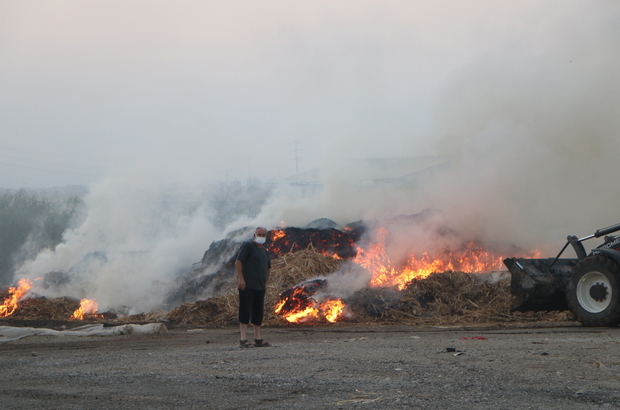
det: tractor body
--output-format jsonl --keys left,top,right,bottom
{"left": 504, "top": 223, "right": 620, "bottom": 326}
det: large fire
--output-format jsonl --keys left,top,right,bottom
{"left": 0, "top": 278, "right": 102, "bottom": 321}
{"left": 355, "top": 229, "right": 507, "bottom": 290}
{"left": 274, "top": 226, "right": 527, "bottom": 323}
{"left": 70, "top": 299, "right": 100, "bottom": 320}
{"left": 274, "top": 279, "right": 347, "bottom": 323}
{"left": 0, "top": 279, "right": 33, "bottom": 317}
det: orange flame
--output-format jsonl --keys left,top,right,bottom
{"left": 273, "top": 225, "right": 538, "bottom": 323}
{"left": 281, "top": 305, "right": 321, "bottom": 323}
{"left": 275, "top": 281, "right": 346, "bottom": 323}
{"left": 270, "top": 229, "right": 286, "bottom": 242}
{"left": 70, "top": 299, "right": 99, "bottom": 320}
{"left": 274, "top": 287, "right": 317, "bottom": 323}
{"left": 354, "top": 228, "right": 511, "bottom": 290}
{"left": 276, "top": 299, "right": 346, "bottom": 323}
{"left": 0, "top": 279, "right": 33, "bottom": 317}
{"left": 321, "top": 299, "right": 345, "bottom": 323}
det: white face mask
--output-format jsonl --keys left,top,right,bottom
{"left": 254, "top": 236, "right": 266, "bottom": 245}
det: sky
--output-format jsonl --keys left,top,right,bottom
{"left": 3, "top": 1, "right": 620, "bottom": 311}
{"left": 1, "top": 0, "right": 595, "bottom": 187}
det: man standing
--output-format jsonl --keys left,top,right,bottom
{"left": 235, "top": 227, "right": 271, "bottom": 347}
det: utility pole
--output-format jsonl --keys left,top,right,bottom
{"left": 291, "top": 140, "right": 302, "bottom": 175}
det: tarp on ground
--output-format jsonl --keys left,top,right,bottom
{"left": 0, "top": 323, "right": 168, "bottom": 343}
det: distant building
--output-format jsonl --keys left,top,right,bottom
{"left": 284, "top": 156, "right": 451, "bottom": 189}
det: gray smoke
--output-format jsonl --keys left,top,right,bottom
{"left": 324, "top": 262, "right": 372, "bottom": 298}
{"left": 425, "top": 4, "right": 620, "bottom": 254}
{"left": 11, "top": 1, "right": 620, "bottom": 313}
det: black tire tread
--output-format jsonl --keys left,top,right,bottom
{"left": 567, "top": 254, "right": 620, "bottom": 327}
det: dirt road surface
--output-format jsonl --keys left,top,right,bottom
{"left": 0, "top": 322, "right": 619, "bottom": 409}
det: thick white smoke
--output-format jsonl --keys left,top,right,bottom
{"left": 243, "top": 0, "right": 620, "bottom": 259}
{"left": 11, "top": 1, "right": 620, "bottom": 313}
{"left": 16, "top": 176, "right": 221, "bottom": 314}
{"left": 422, "top": 4, "right": 620, "bottom": 254}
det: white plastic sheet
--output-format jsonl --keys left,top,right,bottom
{"left": 0, "top": 323, "right": 168, "bottom": 343}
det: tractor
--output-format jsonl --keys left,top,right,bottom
{"left": 504, "top": 223, "right": 620, "bottom": 326}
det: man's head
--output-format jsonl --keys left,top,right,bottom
{"left": 254, "top": 227, "right": 267, "bottom": 246}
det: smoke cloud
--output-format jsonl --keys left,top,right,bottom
{"left": 16, "top": 177, "right": 221, "bottom": 313}
{"left": 8, "top": 1, "right": 620, "bottom": 311}
{"left": 424, "top": 2, "right": 620, "bottom": 252}
{"left": 324, "top": 262, "right": 372, "bottom": 298}
{"left": 244, "top": 0, "right": 620, "bottom": 256}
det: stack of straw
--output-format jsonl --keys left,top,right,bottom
{"left": 166, "top": 247, "right": 344, "bottom": 326}
{"left": 3, "top": 296, "right": 80, "bottom": 321}
{"left": 0, "top": 247, "right": 573, "bottom": 326}
{"left": 166, "top": 249, "right": 574, "bottom": 326}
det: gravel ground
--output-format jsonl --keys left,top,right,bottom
{"left": 0, "top": 322, "right": 619, "bottom": 409}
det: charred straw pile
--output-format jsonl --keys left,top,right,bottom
{"left": 350, "top": 272, "right": 572, "bottom": 325}
{"left": 347, "top": 272, "right": 515, "bottom": 324}
{"left": 167, "top": 247, "right": 344, "bottom": 326}
{"left": 167, "top": 248, "right": 573, "bottom": 327}
{"left": 0, "top": 293, "right": 81, "bottom": 321}
{"left": 0, "top": 248, "right": 572, "bottom": 326}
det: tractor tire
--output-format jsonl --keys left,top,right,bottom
{"left": 567, "top": 254, "right": 620, "bottom": 327}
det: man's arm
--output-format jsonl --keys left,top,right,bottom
{"left": 235, "top": 260, "right": 246, "bottom": 291}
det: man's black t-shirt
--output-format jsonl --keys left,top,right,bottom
{"left": 236, "top": 241, "right": 271, "bottom": 290}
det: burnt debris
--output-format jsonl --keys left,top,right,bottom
{"left": 165, "top": 219, "right": 366, "bottom": 307}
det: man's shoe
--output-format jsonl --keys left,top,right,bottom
{"left": 253, "top": 339, "right": 271, "bottom": 347}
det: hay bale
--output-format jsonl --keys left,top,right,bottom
{"left": 394, "top": 272, "right": 512, "bottom": 323}
{"left": 167, "top": 299, "right": 228, "bottom": 326}
{"left": 166, "top": 255, "right": 575, "bottom": 327}
{"left": 9, "top": 296, "right": 80, "bottom": 321}
{"left": 392, "top": 271, "right": 574, "bottom": 325}
{"left": 166, "top": 248, "right": 344, "bottom": 326}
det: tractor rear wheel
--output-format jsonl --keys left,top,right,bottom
{"left": 567, "top": 254, "right": 620, "bottom": 327}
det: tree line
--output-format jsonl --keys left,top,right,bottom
{"left": 0, "top": 189, "right": 82, "bottom": 285}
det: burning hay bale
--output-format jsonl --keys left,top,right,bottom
{"left": 274, "top": 279, "right": 327, "bottom": 318}
{"left": 166, "top": 247, "right": 574, "bottom": 327}
{"left": 0, "top": 285, "right": 81, "bottom": 322}
{"left": 188, "top": 214, "right": 519, "bottom": 325}
{"left": 0, "top": 285, "right": 118, "bottom": 324}
{"left": 167, "top": 222, "right": 364, "bottom": 306}
{"left": 0, "top": 295, "right": 80, "bottom": 321}
{"left": 273, "top": 278, "right": 350, "bottom": 324}
{"left": 2, "top": 249, "right": 571, "bottom": 327}
{"left": 166, "top": 248, "right": 344, "bottom": 326}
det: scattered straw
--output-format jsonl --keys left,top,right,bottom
{"left": 2, "top": 296, "right": 80, "bottom": 321}
{"left": 3, "top": 248, "right": 575, "bottom": 327}
{"left": 350, "top": 271, "right": 573, "bottom": 325}
{"left": 166, "top": 249, "right": 574, "bottom": 327}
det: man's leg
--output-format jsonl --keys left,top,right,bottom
{"left": 250, "top": 290, "right": 266, "bottom": 344}
{"left": 238, "top": 289, "right": 253, "bottom": 344}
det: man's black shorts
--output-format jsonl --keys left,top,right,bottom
{"left": 238, "top": 289, "right": 266, "bottom": 326}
